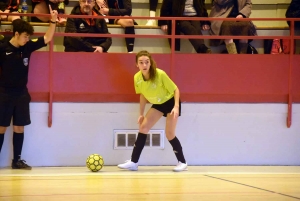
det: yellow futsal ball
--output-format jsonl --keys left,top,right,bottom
{"left": 86, "top": 154, "right": 104, "bottom": 172}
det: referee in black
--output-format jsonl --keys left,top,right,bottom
{"left": 0, "top": 5, "right": 58, "bottom": 170}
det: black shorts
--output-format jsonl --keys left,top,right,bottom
{"left": 151, "top": 97, "right": 181, "bottom": 117}
{"left": 0, "top": 92, "right": 31, "bottom": 127}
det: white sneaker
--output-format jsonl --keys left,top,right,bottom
{"left": 173, "top": 161, "right": 188, "bottom": 172}
{"left": 118, "top": 160, "right": 138, "bottom": 171}
{"left": 145, "top": 20, "right": 155, "bottom": 26}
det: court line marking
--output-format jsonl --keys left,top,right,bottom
{"left": 204, "top": 174, "right": 300, "bottom": 200}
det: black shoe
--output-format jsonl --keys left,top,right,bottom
{"left": 197, "top": 44, "right": 211, "bottom": 54}
{"left": 205, "top": 48, "right": 212, "bottom": 54}
{"left": 11, "top": 159, "right": 32, "bottom": 170}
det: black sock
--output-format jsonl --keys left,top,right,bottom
{"left": 0, "top": 134, "right": 4, "bottom": 153}
{"left": 131, "top": 132, "right": 147, "bottom": 163}
{"left": 13, "top": 132, "right": 24, "bottom": 162}
{"left": 169, "top": 136, "right": 186, "bottom": 163}
{"left": 124, "top": 26, "right": 135, "bottom": 52}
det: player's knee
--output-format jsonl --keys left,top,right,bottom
{"left": 139, "top": 124, "right": 150, "bottom": 134}
{"left": 13, "top": 126, "right": 24, "bottom": 133}
{"left": 0, "top": 126, "right": 7, "bottom": 133}
{"left": 120, "top": 19, "right": 134, "bottom": 27}
{"left": 165, "top": 131, "right": 175, "bottom": 141}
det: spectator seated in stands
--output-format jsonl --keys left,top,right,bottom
{"left": 63, "top": 0, "right": 112, "bottom": 52}
{"left": 286, "top": 0, "right": 300, "bottom": 29}
{"left": 31, "top": 0, "right": 69, "bottom": 25}
{"left": 158, "top": 0, "right": 211, "bottom": 54}
{"left": 94, "top": 0, "right": 136, "bottom": 53}
{"left": 209, "top": 0, "right": 257, "bottom": 54}
{"left": 0, "top": 0, "right": 20, "bottom": 22}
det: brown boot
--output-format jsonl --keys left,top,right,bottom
{"left": 239, "top": 43, "right": 248, "bottom": 54}
{"left": 226, "top": 43, "right": 237, "bottom": 54}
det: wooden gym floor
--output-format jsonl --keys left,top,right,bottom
{"left": 0, "top": 166, "right": 300, "bottom": 201}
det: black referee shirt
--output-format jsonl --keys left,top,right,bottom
{"left": 0, "top": 37, "right": 47, "bottom": 94}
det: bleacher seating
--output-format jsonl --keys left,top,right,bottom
{"left": 2, "top": 22, "right": 299, "bottom": 54}
{"left": 1, "top": 0, "right": 299, "bottom": 53}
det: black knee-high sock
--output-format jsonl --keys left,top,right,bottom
{"left": 169, "top": 136, "right": 186, "bottom": 163}
{"left": 124, "top": 26, "right": 135, "bottom": 52}
{"left": 131, "top": 132, "right": 147, "bottom": 163}
{"left": 0, "top": 134, "right": 4, "bottom": 153}
{"left": 13, "top": 132, "right": 24, "bottom": 162}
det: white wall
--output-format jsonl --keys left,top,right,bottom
{"left": 1, "top": 103, "right": 299, "bottom": 167}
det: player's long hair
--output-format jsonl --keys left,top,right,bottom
{"left": 135, "top": 50, "right": 157, "bottom": 82}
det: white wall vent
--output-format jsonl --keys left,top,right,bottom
{"left": 114, "top": 130, "right": 165, "bottom": 150}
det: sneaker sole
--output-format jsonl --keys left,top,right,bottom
{"left": 173, "top": 168, "right": 188, "bottom": 172}
{"left": 12, "top": 167, "right": 32, "bottom": 170}
{"left": 117, "top": 166, "right": 138, "bottom": 171}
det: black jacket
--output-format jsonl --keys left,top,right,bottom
{"left": 286, "top": 0, "right": 300, "bottom": 28}
{"left": 159, "top": 0, "right": 209, "bottom": 51}
{"left": 63, "top": 5, "right": 112, "bottom": 52}
{"left": 106, "top": 0, "right": 132, "bottom": 16}
{"left": 159, "top": 0, "right": 209, "bottom": 26}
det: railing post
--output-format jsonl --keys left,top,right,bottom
{"left": 287, "top": 19, "right": 294, "bottom": 128}
{"left": 48, "top": 39, "right": 54, "bottom": 127}
{"left": 171, "top": 19, "right": 175, "bottom": 79}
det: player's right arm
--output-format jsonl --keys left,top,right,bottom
{"left": 137, "top": 94, "right": 147, "bottom": 124}
{"left": 44, "top": 5, "right": 58, "bottom": 44}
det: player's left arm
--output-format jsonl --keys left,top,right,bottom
{"left": 161, "top": 71, "right": 180, "bottom": 118}
{"left": 170, "top": 87, "right": 180, "bottom": 118}
{"left": 173, "top": 87, "right": 180, "bottom": 108}
{"left": 44, "top": 5, "right": 58, "bottom": 44}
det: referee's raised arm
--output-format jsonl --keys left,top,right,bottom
{"left": 44, "top": 5, "right": 58, "bottom": 44}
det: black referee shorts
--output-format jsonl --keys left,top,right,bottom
{"left": 151, "top": 97, "right": 181, "bottom": 117}
{"left": 0, "top": 92, "right": 31, "bottom": 127}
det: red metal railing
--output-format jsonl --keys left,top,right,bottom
{"left": 2, "top": 13, "right": 300, "bottom": 127}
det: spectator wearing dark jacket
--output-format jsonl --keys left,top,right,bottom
{"left": 63, "top": 0, "right": 112, "bottom": 52}
{"left": 95, "top": 0, "right": 135, "bottom": 53}
{"left": 158, "top": 0, "right": 211, "bottom": 53}
{"left": 286, "top": 0, "right": 300, "bottom": 28}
